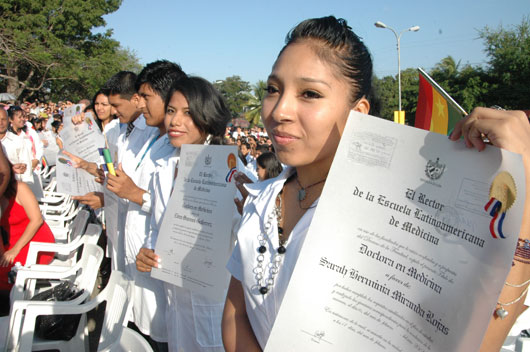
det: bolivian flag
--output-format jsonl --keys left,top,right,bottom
{"left": 414, "top": 68, "right": 467, "bottom": 136}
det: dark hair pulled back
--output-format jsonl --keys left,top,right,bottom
{"left": 282, "top": 16, "right": 374, "bottom": 108}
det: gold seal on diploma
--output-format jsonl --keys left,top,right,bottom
{"left": 227, "top": 153, "right": 237, "bottom": 169}
{"left": 490, "top": 171, "right": 517, "bottom": 212}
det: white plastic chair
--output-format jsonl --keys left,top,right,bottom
{"left": 114, "top": 327, "right": 154, "bottom": 352}
{"left": 5, "top": 271, "right": 133, "bottom": 352}
{"left": 24, "top": 219, "right": 99, "bottom": 269}
{"left": 11, "top": 243, "right": 104, "bottom": 303}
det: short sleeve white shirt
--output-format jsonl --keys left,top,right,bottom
{"left": 226, "top": 167, "right": 317, "bottom": 348}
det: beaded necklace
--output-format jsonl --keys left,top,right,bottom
{"left": 254, "top": 190, "right": 287, "bottom": 295}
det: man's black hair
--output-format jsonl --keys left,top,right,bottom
{"left": 135, "top": 60, "right": 186, "bottom": 102}
{"left": 104, "top": 71, "right": 138, "bottom": 99}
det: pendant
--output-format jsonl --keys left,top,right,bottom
{"left": 298, "top": 188, "right": 306, "bottom": 201}
{"left": 259, "top": 287, "right": 268, "bottom": 295}
{"left": 495, "top": 307, "right": 508, "bottom": 319}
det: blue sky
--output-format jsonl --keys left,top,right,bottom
{"left": 98, "top": 0, "right": 529, "bottom": 85}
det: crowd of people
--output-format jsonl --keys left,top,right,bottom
{"left": 0, "top": 15, "right": 529, "bottom": 352}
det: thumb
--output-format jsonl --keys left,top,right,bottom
{"left": 118, "top": 163, "right": 123, "bottom": 171}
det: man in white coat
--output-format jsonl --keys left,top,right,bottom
{"left": 101, "top": 71, "right": 159, "bottom": 275}
{"left": 106, "top": 62, "right": 186, "bottom": 351}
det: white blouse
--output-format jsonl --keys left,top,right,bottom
{"left": 226, "top": 167, "right": 317, "bottom": 348}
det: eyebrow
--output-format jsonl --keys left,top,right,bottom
{"left": 267, "top": 74, "right": 331, "bottom": 88}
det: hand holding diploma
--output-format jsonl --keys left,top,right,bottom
{"left": 106, "top": 163, "right": 145, "bottom": 205}
{"left": 450, "top": 107, "right": 530, "bottom": 351}
{"left": 136, "top": 248, "right": 160, "bottom": 272}
{"left": 72, "top": 191, "right": 104, "bottom": 210}
{"left": 233, "top": 172, "right": 253, "bottom": 215}
{"left": 62, "top": 150, "right": 100, "bottom": 177}
{"left": 450, "top": 107, "right": 530, "bottom": 155}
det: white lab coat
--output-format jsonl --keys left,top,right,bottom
{"left": 147, "top": 145, "right": 240, "bottom": 351}
{"left": 124, "top": 133, "right": 174, "bottom": 342}
{"left": 226, "top": 167, "right": 317, "bottom": 349}
{"left": 105, "top": 115, "right": 157, "bottom": 272}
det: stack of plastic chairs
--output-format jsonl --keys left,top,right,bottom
{"left": 3, "top": 271, "right": 134, "bottom": 352}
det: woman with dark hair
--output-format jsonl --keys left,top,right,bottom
{"left": 135, "top": 76, "right": 234, "bottom": 351}
{"left": 222, "top": 16, "right": 530, "bottom": 351}
{"left": 92, "top": 89, "right": 117, "bottom": 134}
{"left": 51, "top": 120, "right": 64, "bottom": 150}
{"left": 223, "top": 17, "right": 373, "bottom": 350}
{"left": 0, "top": 165, "right": 54, "bottom": 290}
{"left": 256, "top": 152, "right": 283, "bottom": 181}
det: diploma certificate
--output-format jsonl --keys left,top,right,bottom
{"left": 266, "top": 112, "right": 525, "bottom": 352}
{"left": 152, "top": 144, "right": 238, "bottom": 300}
{"left": 55, "top": 151, "right": 103, "bottom": 196}
{"left": 60, "top": 110, "right": 105, "bottom": 164}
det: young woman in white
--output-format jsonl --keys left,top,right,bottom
{"left": 222, "top": 16, "right": 530, "bottom": 351}
{"left": 136, "top": 76, "right": 235, "bottom": 351}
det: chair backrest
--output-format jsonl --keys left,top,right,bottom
{"left": 6, "top": 270, "right": 132, "bottom": 352}
{"left": 81, "top": 223, "right": 102, "bottom": 247}
{"left": 68, "top": 209, "right": 90, "bottom": 243}
{"left": 73, "top": 243, "right": 104, "bottom": 295}
{"left": 12, "top": 243, "right": 104, "bottom": 302}
{"left": 95, "top": 271, "right": 134, "bottom": 351}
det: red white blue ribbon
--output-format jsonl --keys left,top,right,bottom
{"left": 225, "top": 168, "right": 237, "bottom": 182}
{"left": 484, "top": 197, "right": 506, "bottom": 238}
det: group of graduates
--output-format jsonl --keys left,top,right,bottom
{"left": 1, "top": 15, "right": 530, "bottom": 352}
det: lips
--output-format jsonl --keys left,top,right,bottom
{"left": 272, "top": 130, "right": 299, "bottom": 145}
{"left": 168, "top": 129, "right": 186, "bottom": 138}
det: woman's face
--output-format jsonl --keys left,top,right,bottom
{"left": 10, "top": 111, "right": 25, "bottom": 130}
{"left": 165, "top": 91, "right": 206, "bottom": 148}
{"left": 257, "top": 164, "right": 267, "bottom": 181}
{"left": 94, "top": 94, "right": 112, "bottom": 122}
{"left": 262, "top": 41, "right": 367, "bottom": 170}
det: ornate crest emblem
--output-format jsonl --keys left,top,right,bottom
{"left": 425, "top": 157, "right": 445, "bottom": 180}
{"left": 204, "top": 154, "right": 212, "bottom": 166}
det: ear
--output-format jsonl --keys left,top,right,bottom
{"left": 130, "top": 93, "right": 141, "bottom": 105}
{"left": 352, "top": 97, "right": 370, "bottom": 115}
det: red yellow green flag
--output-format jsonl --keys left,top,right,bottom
{"left": 415, "top": 68, "right": 467, "bottom": 136}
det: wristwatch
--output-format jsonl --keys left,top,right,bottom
{"left": 141, "top": 191, "right": 151, "bottom": 212}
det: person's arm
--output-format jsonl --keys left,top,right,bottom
{"left": 450, "top": 107, "right": 530, "bottom": 351}
{"left": 62, "top": 150, "right": 100, "bottom": 177}
{"left": 0, "top": 182, "right": 43, "bottom": 266}
{"left": 106, "top": 163, "right": 146, "bottom": 205}
{"left": 222, "top": 276, "right": 262, "bottom": 352}
{"left": 72, "top": 192, "right": 104, "bottom": 210}
{"left": 56, "top": 136, "right": 63, "bottom": 150}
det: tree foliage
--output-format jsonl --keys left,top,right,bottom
{"left": 479, "top": 16, "right": 530, "bottom": 109}
{"left": 373, "top": 17, "right": 530, "bottom": 125}
{"left": 0, "top": 0, "right": 141, "bottom": 102}
{"left": 213, "top": 76, "right": 251, "bottom": 118}
{"left": 244, "top": 80, "right": 266, "bottom": 127}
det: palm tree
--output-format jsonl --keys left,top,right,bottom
{"left": 244, "top": 80, "right": 267, "bottom": 127}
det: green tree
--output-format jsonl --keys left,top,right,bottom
{"left": 372, "top": 68, "right": 417, "bottom": 124}
{"left": 0, "top": 0, "right": 140, "bottom": 101}
{"left": 479, "top": 17, "right": 530, "bottom": 109}
{"left": 213, "top": 76, "right": 251, "bottom": 118}
{"left": 244, "top": 80, "right": 266, "bottom": 126}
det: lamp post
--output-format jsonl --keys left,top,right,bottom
{"left": 374, "top": 21, "right": 420, "bottom": 121}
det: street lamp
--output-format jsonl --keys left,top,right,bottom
{"left": 374, "top": 21, "right": 420, "bottom": 121}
